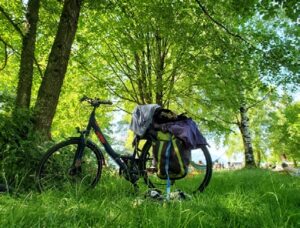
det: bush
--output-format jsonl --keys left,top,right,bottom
{"left": 0, "top": 93, "right": 47, "bottom": 192}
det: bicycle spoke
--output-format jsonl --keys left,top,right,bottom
{"left": 37, "top": 138, "right": 102, "bottom": 192}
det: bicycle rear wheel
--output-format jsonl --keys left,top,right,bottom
{"left": 141, "top": 141, "right": 212, "bottom": 194}
{"left": 36, "top": 138, "right": 103, "bottom": 192}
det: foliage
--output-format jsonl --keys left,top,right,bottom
{"left": 268, "top": 101, "right": 300, "bottom": 161}
{"left": 74, "top": 1, "right": 201, "bottom": 107}
{"left": 224, "top": 133, "right": 244, "bottom": 159}
{"left": 0, "top": 169, "right": 299, "bottom": 227}
{"left": 0, "top": 94, "right": 47, "bottom": 191}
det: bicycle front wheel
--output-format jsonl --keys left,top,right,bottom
{"left": 141, "top": 141, "right": 213, "bottom": 194}
{"left": 36, "top": 138, "right": 103, "bottom": 192}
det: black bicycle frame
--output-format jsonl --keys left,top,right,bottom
{"left": 81, "top": 107, "right": 128, "bottom": 170}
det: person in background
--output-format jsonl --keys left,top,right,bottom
{"left": 280, "top": 154, "right": 300, "bottom": 176}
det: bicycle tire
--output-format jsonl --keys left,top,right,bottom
{"left": 36, "top": 138, "right": 103, "bottom": 192}
{"left": 141, "top": 141, "right": 213, "bottom": 194}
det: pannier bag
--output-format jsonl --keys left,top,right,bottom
{"left": 152, "top": 131, "right": 191, "bottom": 180}
{"left": 129, "top": 104, "right": 207, "bottom": 181}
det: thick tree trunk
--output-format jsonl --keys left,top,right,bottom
{"left": 15, "top": 0, "right": 40, "bottom": 109}
{"left": 238, "top": 106, "right": 256, "bottom": 167}
{"left": 34, "top": 0, "right": 83, "bottom": 138}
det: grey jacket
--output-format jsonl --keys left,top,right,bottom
{"left": 130, "top": 104, "right": 160, "bottom": 136}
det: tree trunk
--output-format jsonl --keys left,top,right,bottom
{"left": 238, "top": 106, "right": 256, "bottom": 167}
{"left": 154, "top": 32, "right": 165, "bottom": 107}
{"left": 292, "top": 158, "right": 297, "bottom": 168}
{"left": 256, "top": 150, "right": 261, "bottom": 167}
{"left": 15, "top": 0, "right": 40, "bottom": 109}
{"left": 34, "top": 0, "right": 83, "bottom": 138}
{"left": 145, "top": 33, "right": 153, "bottom": 104}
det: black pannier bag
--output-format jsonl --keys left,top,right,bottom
{"left": 152, "top": 108, "right": 188, "bottom": 124}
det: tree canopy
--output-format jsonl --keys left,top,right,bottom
{"left": 0, "top": 0, "right": 299, "bottom": 168}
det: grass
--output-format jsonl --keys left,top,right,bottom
{"left": 0, "top": 169, "right": 299, "bottom": 227}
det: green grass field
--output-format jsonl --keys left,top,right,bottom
{"left": 0, "top": 169, "right": 299, "bottom": 227}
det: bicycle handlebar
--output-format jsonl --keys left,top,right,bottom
{"left": 80, "top": 96, "right": 113, "bottom": 107}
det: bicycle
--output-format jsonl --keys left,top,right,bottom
{"left": 36, "top": 96, "right": 213, "bottom": 194}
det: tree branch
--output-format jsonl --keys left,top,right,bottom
{"left": 0, "top": 4, "right": 43, "bottom": 78}
{"left": 33, "top": 55, "right": 43, "bottom": 77}
{"left": 112, "top": 105, "right": 132, "bottom": 114}
{"left": 194, "top": 0, "right": 290, "bottom": 73}
{"left": 175, "top": 100, "right": 235, "bottom": 133}
{"left": 0, "top": 35, "right": 19, "bottom": 54}
{"left": 0, "top": 36, "right": 8, "bottom": 71}
{"left": 0, "top": 4, "right": 24, "bottom": 37}
{"left": 246, "top": 88, "right": 273, "bottom": 110}
{"left": 74, "top": 58, "right": 138, "bottom": 104}
{"left": 195, "top": 0, "right": 249, "bottom": 43}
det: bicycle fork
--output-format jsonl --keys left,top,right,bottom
{"left": 69, "top": 132, "right": 86, "bottom": 176}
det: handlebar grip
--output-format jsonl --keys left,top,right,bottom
{"left": 100, "top": 100, "right": 113, "bottom": 105}
{"left": 80, "top": 96, "right": 113, "bottom": 106}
